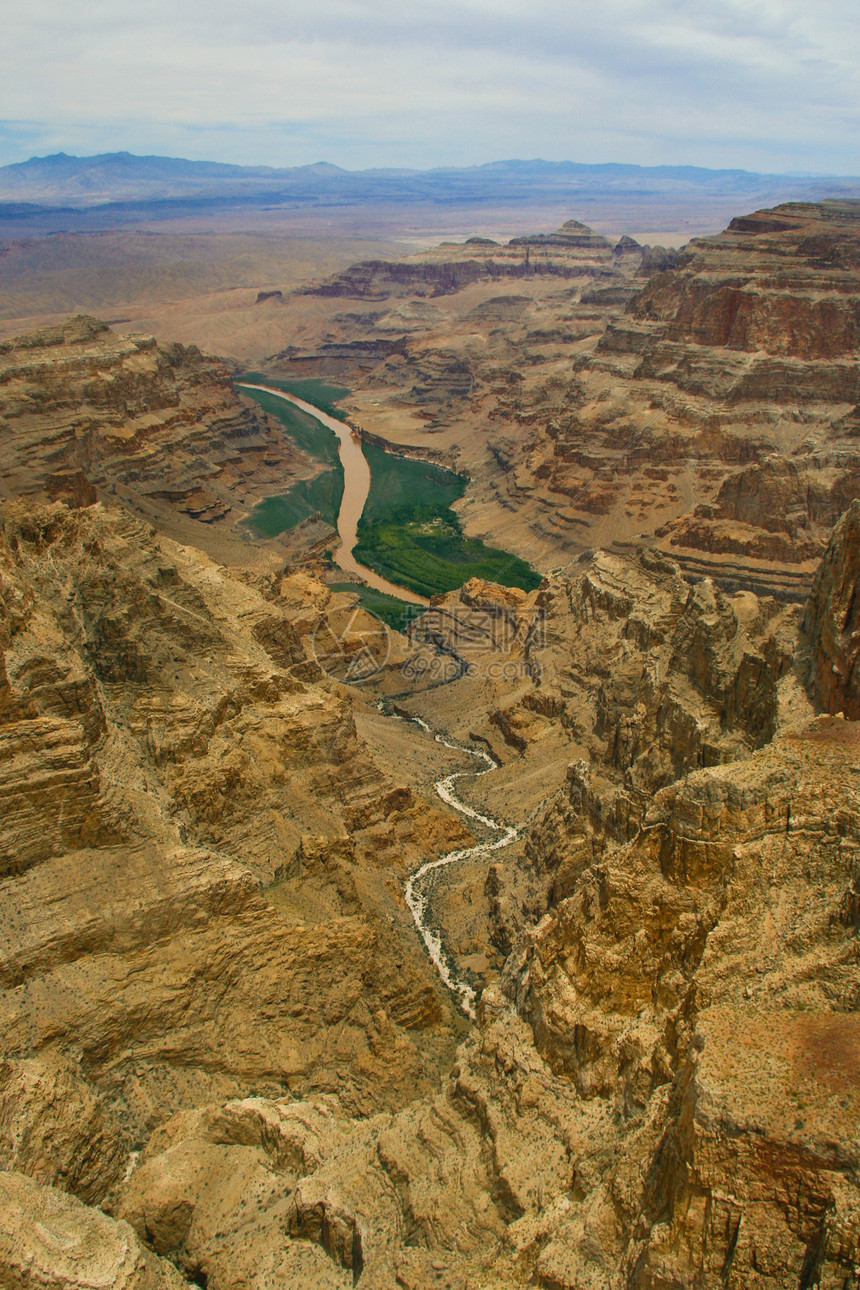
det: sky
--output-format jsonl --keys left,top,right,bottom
{"left": 2, "top": 0, "right": 859, "bottom": 174}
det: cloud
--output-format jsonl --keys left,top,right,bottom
{"left": 1, "top": 0, "right": 858, "bottom": 172}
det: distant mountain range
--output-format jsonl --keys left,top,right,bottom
{"left": 1, "top": 152, "right": 858, "bottom": 239}
{"left": 2, "top": 150, "right": 858, "bottom": 208}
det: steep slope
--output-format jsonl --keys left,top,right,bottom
{"left": 0, "top": 314, "right": 316, "bottom": 552}
{"left": 0, "top": 497, "right": 475, "bottom": 1176}
{"left": 255, "top": 202, "right": 860, "bottom": 598}
{"left": 498, "top": 200, "right": 860, "bottom": 592}
{"left": 93, "top": 511, "right": 860, "bottom": 1290}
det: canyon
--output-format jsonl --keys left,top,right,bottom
{"left": 250, "top": 201, "right": 860, "bottom": 604}
{"left": 0, "top": 200, "right": 858, "bottom": 1289}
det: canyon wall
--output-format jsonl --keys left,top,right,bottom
{"left": 1, "top": 205, "right": 859, "bottom": 1288}
{"left": 258, "top": 202, "right": 860, "bottom": 601}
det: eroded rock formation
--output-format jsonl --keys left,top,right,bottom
{"left": 3, "top": 496, "right": 851, "bottom": 1288}
{"left": 299, "top": 220, "right": 642, "bottom": 301}
{"left": 0, "top": 498, "right": 476, "bottom": 1204}
{"left": 1, "top": 217, "right": 860, "bottom": 1286}
{"left": 804, "top": 498, "right": 860, "bottom": 717}
{"left": 256, "top": 202, "right": 860, "bottom": 602}
{"left": 0, "top": 314, "right": 315, "bottom": 542}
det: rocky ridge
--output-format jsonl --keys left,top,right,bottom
{"left": 297, "top": 221, "right": 656, "bottom": 302}
{"left": 256, "top": 202, "right": 860, "bottom": 601}
{"left": 16, "top": 508, "right": 854, "bottom": 1290}
{"left": 0, "top": 314, "right": 316, "bottom": 546}
{"left": 260, "top": 220, "right": 663, "bottom": 435}
{"left": 376, "top": 547, "right": 798, "bottom": 991}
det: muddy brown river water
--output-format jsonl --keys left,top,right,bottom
{"left": 241, "top": 384, "right": 430, "bottom": 606}
{"left": 243, "top": 386, "right": 513, "bottom": 1017}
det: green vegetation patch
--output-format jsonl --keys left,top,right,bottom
{"left": 240, "top": 373, "right": 350, "bottom": 422}
{"left": 360, "top": 443, "right": 466, "bottom": 526}
{"left": 239, "top": 382, "right": 346, "bottom": 535}
{"left": 245, "top": 470, "right": 343, "bottom": 535}
{"left": 237, "top": 385, "right": 341, "bottom": 465}
{"left": 239, "top": 382, "right": 540, "bottom": 595}
{"left": 355, "top": 443, "right": 541, "bottom": 598}
{"left": 354, "top": 522, "right": 542, "bottom": 599}
{"left": 328, "top": 582, "right": 427, "bottom": 633}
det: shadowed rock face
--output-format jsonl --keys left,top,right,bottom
{"left": 0, "top": 314, "right": 312, "bottom": 536}
{"left": 804, "top": 498, "right": 860, "bottom": 717}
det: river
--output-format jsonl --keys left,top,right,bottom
{"left": 242, "top": 384, "right": 513, "bottom": 1017}
{"left": 384, "top": 708, "right": 518, "bottom": 1019}
{"left": 239, "top": 384, "right": 429, "bottom": 606}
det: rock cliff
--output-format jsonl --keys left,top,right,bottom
{"left": 299, "top": 221, "right": 640, "bottom": 301}
{"left": 2, "top": 483, "right": 859, "bottom": 1286}
{"left": 256, "top": 202, "right": 860, "bottom": 601}
{"left": 92, "top": 523, "right": 860, "bottom": 1287}
{"left": 0, "top": 497, "right": 477, "bottom": 1220}
{"left": 0, "top": 314, "right": 315, "bottom": 547}
{"left": 804, "top": 498, "right": 860, "bottom": 717}
{"left": 2, "top": 238, "right": 860, "bottom": 1286}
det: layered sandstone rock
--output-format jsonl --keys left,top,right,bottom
{"left": 0, "top": 314, "right": 313, "bottom": 542}
{"left": 0, "top": 1056, "right": 125, "bottom": 1203}
{"left": 2, "top": 244, "right": 860, "bottom": 1287}
{"left": 385, "top": 546, "right": 798, "bottom": 974}
{"left": 2, "top": 492, "right": 859, "bottom": 1287}
{"left": 108, "top": 516, "right": 858, "bottom": 1290}
{"left": 116, "top": 1096, "right": 356, "bottom": 1287}
{"left": 258, "top": 220, "right": 664, "bottom": 482}
{"left": 257, "top": 202, "right": 860, "bottom": 601}
{"left": 804, "top": 497, "right": 860, "bottom": 717}
{"left": 0, "top": 497, "right": 474, "bottom": 1188}
{"left": 298, "top": 220, "right": 637, "bottom": 302}
{"left": 106, "top": 711, "right": 860, "bottom": 1287}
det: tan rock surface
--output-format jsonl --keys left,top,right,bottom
{"left": 367, "top": 545, "right": 798, "bottom": 998}
{"left": 0, "top": 1056, "right": 125, "bottom": 1203}
{"left": 173, "top": 695, "right": 858, "bottom": 1288}
{"left": 804, "top": 497, "right": 860, "bottom": 717}
{"left": 3, "top": 493, "right": 860, "bottom": 1286}
{"left": 0, "top": 497, "right": 475, "bottom": 1176}
{"left": 199, "top": 524, "right": 859, "bottom": 1287}
{"left": 117, "top": 1097, "right": 354, "bottom": 1288}
{"left": 0, "top": 314, "right": 317, "bottom": 561}
{"left": 0, "top": 1170, "right": 187, "bottom": 1290}
{"left": 253, "top": 202, "right": 860, "bottom": 601}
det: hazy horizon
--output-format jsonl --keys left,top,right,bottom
{"left": 3, "top": 1, "right": 858, "bottom": 175}
{"left": 1, "top": 150, "right": 856, "bottom": 182}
